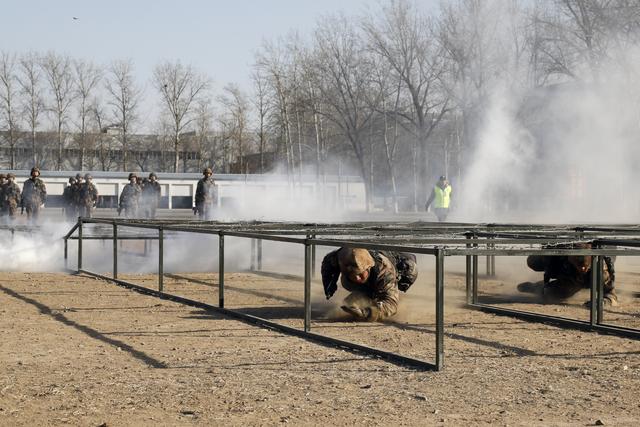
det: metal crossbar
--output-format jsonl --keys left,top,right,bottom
{"left": 63, "top": 217, "right": 640, "bottom": 371}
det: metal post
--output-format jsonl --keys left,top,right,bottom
{"left": 596, "top": 255, "right": 604, "bottom": 323}
{"left": 472, "top": 240, "right": 478, "bottom": 304}
{"left": 219, "top": 233, "right": 225, "bottom": 308}
{"left": 64, "top": 238, "right": 68, "bottom": 270}
{"left": 492, "top": 242, "right": 496, "bottom": 277}
{"left": 311, "top": 234, "right": 317, "bottom": 279}
{"left": 435, "top": 248, "right": 445, "bottom": 371}
{"left": 113, "top": 223, "right": 118, "bottom": 279}
{"left": 590, "top": 255, "right": 597, "bottom": 326}
{"left": 77, "top": 219, "right": 83, "bottom": 272}
{"left": 250, "top": 239, "right": 256, "bottom": 271}
{"left": 304, "top": 239, "right": 312, "bottom": 332}
{"left": 465, "top": 234, "right": 472, "bottom": 304}
{"left": 257, "top": 238, "right": 263, "bottom": 270}
{"left": 158, "top": 227, "right": 164, "bottom": 292}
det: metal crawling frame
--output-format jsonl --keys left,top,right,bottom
{"left": 63, "top": 218, "right": 640, "bottom": 371}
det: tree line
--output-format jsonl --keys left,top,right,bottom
{"left": 2, "top": 0, "right": 640, "bottom": 211}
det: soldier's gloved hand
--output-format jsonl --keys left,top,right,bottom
{"left": 324, "top": 280, "right": 338, "bottom": 300}
{"left": 341, "top": 305, "right": 366, "bottom": 319}
{"left": 366, "top": 306, "right": 381, "bottom": 322}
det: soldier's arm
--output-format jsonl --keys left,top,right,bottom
{"left": 320, "top": 250, "right": 341, "bottom": 300}
{"left": 370, "top": 268, "right": 400, "bottom": 320}
{"left": 425, "top": 188, "right": 435, "bottom": 210}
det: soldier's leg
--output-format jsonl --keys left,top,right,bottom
{"left": 543, "top": 277, "right": 583, "bottom": 302}
{"left": 397, "top": 253, "right": 418, "bottom": 292}
{"left": 526, "top": 255, "right": 548, "bottom": 272}
{"left": 603, "top": 281, "right": 618, "bottom": 306}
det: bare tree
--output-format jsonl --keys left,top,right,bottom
{"left": 153, "top": 60, "right": 210, "bottom": 172}
{"left": 17, "top": 52, "right": 45, "bottom": 166}
{"left": 73, "top": 59, "right": 102, "bottom": 170}
{"left": 255, "top": 40, "right": 296, "bottom": 180}
{"left": 105, "top": 59, "right": 142, "bottom": 171}
{"left": 90, "top": 98, "right": 117, "bottom": 171}
{"left": 193, "top": 98, "right": 215, "bottom": 171}
{"left": 218, "top": 83, "right": 250, "bottom": 173}
{"left": 251, "top": 68, "right": 271, "bottom": 173}
{"left": 0, "top": 51, "right": 19, "bottom": 169}
{"left": 311, "top": 14, "right": 382, "bottom": 211}
{"left": 364, "top": 1, "right": 451, "bottom": 210}
{"left": 42, "top": 52, "right": 76, "bottom": 170}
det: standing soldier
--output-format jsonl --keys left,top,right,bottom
{"left": 4, "top": 174, "right": 21, "bottom": 221}
{"left": 21, "top": 167, "right": 47, "bottom": 223}
{"left": 79, "top": 173, "right": 99, "bottom": 218}
{"left": 63, "top": 177, "right": 77, "bottom": 221}
{"left": 194, "top": 167, "right": 218, "bottom": 220}
{"left": 0, "top": 174, "right": 6, "bottom": 220}
{"left": 119, "top": 173, "right": 141, "bottom": 218}
{"left": 71, "top": 175, "right": 83, "bottom": 216}
{"left": 141, "top": 172, "right": 161, "bottom": 219}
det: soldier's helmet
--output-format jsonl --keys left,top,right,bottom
{"left": 75, "top": 173, "right": 83, "bottom": 180}
{"left": 84, "top": 173, "right": 92, "bottom": 180}
{"left": 203, "top": 167, "right": 213, "bottom": 175}
{"left": 0, "top": 173, "right": 5, "bottom": 180}
{"left": 31, "top": 167, "right": 40, "bottom": 176}
{"left": 7, "top": 173, "right": 15, "bottom": 180}
{"left": 149, "top": 172, "right": 157, "bottom": 180}
{"left": 69, "top": 177, "right": 76, "bottom": 184}
{"left": 128, "top": 172, "right": 137, "bottom": 180}
{"left": 337, "top": 247, "right": 375, "bottom": 276}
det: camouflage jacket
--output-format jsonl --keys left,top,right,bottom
{"left": 4, "top": 182, "right": 21, "bottom": 205}
{"left": 195, "top": 177, "right": 217, "bottom": 205}
{"left": 321, "top": 249, "right": 400, "bottom": 318}
{"left": 21, "top": 178, "right": 46, "bottom": 206}
{"left": 80, "top": 183, "right": 99, "bottom": 204}
{"left": 119, "top": 183, "right": 141, "bottom": 208}
{"left": 142, "top": 181, "right": 161, "bottom": 203}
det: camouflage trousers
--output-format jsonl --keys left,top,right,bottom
{"left": 25, "top": 203, "right": 41, "bottom": 222}
{"left": 6, "top": 200, "right": 18, "bottom": 218}
{"left": 197, "top": 202, "right": 215, "bottom": 220}
{"left": 79, "top": 203, "right": 94, "bottom": 218}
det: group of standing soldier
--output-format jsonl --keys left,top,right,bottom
{"left": 63, "top": 173, "right": 98, "bottom": 220}
{"left": 0, "top": 167, "right": 47, "bottom": 223}
{"left": 118, "top": 172, "right": 161, "bottom": 219}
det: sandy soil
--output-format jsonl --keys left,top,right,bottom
{"left": 2, "top": 258, "right": 640, "bottom": 426}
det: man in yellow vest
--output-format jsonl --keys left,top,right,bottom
{"left": 425, "top": 175, "right": 452, "bottom": 222}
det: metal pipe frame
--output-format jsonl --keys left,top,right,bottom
{"left": 68, "top": 218, "right": 441, "bottom": 371}
{"left": 65, "top": 217, "right": 640, "bottom": 370}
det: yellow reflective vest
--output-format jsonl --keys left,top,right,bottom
{"left": 433, "top": 185, "right": 451, "bottom": 209}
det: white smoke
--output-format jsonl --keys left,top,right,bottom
{"left": 454, "top": 36, "right": 640, "bottom": 223}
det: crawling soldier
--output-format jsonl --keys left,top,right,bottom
{"left": 517, "top": 242, "right": 617, "bottom": 306}
{"left": 321, "top": 247, "right": 418, "bottom": 321}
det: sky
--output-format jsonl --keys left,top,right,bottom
{"left": 1, "top": 0, "right": 377, "bottom": 96}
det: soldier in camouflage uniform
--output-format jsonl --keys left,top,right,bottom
{"left": 194, "top": 167, "right": 218, "bottom": 220}
{"left": 21, "top": 167, "right": 47, "bottom": 223}
{"left": 4, "top": 174, "right": 21, "bottom": 221}
{"left": 62, "top": 177, "right": 77, "bottom": 221}
{"left": 119, "top": 173, "right": 141, "bottom": 218}
{"left": 79, "top": 173, "right": 99, "bottom": 218}
{"left": 518, "top": 242, "right": 617, "bottom": 306}
{"left": 0, "top": 174, "right": 6, "bottom": 219}
{"left": 321, "top": 247, "right": 418, "bottom": 321}
{"left": 141, "top": 172, "right": 161, "bottom": 219}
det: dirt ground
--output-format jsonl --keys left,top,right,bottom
{"left": 2, "top": 253, "right": 640, "bottom": 426}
